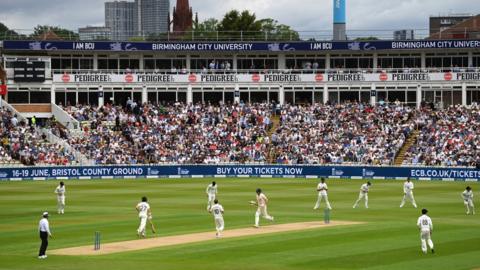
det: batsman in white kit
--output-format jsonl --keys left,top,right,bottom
{"left": 209, "top": 199, "right": 224, "bottom": 238}
{"left": 462, "top": 186, "right": 475, "bottom": 215}
{"left": 54, "top": 181, "right": 66, "bottom": 214}
{"left": 136, "top": 196, "right": 151, "bottom": 238}
{"left": 417, "top": 208, "right": 434, "bottom": 254}
{"left": 400, "top": 178, "right": 417, "bottom": 208}
{"left": 353, "top": 182, "right": 371, "bottom": 208}
{"left": 206, "top": 181, "right": 217, "bottom": 211}
{"left": 314, "top": 178, "right": 332, "bottom": 210}
{"left": 252, "top": 188, "right": 274, "bottom": 228}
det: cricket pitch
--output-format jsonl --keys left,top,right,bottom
{"left": 51, "top": 221, "right": 363, "bottom": 256}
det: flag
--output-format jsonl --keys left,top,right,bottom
{"left": 0, "top": 84, "right": 7, "bottom": 96}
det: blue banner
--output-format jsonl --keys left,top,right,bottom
{"left": 3, "top": 40, "right": 480, "bottom": 52}
{"left": 334, "top": 0, "right": 346, "bottom": 24}
{"left": 0, "top": 165, "right": 479, "bottom": 181}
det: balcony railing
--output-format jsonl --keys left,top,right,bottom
{"left": 0, "top": 29, "right": 454, "bottom": 42}
{"left": 49, "top": 67, "right": 480, "bottom": 75}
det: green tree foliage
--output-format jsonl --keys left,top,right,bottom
{"left": 191, "top": 18, "right": 219, "bottom": 40}
{"left": 0, "top": 22, "right": 22, "bottom": 40}
{"left": 190, "top": 10, "right": 299, "bottom": 41}
{"left": 31, "top": 25, "right": 79, "bottom": 40}
{"left": 258, "top": 18, "right": 300, "bottom": 41}
{"left": 354, "top": 36, "right": 379, "bottom": 41}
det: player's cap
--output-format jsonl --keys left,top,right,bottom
{"left": 466, "top": 186, "right": 471, "bottom": 190}
{"left": 367, "top": 181, "right": 372, "bottom": 185}
{"left": 42, "top": 212, "right": 49, "bottom": 217}
{"left": 421, "top": 209, "right": 428, "bottom": 214}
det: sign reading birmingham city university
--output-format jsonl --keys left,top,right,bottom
{"left": 53, "top": 72, "right": 480, "bottom": 84}
{"left": 4, "top": 40, "right": 480, "bottom": 52}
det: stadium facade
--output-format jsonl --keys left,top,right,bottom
{"left": 1, "top": 39, "right": 480, "bottom": 108}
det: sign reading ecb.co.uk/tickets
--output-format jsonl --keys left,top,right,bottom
{"left": 0, "top": 165, "right": 479, "bottom": 181}
{"left": 4, "top": 40, "right": 480, "bottom": 52}
{"left": 52, "top": 72, "right": 480, "bottom": 84}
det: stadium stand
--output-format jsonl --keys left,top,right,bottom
{"left": 50, "top": 102, "right": 480, "bottom": 168}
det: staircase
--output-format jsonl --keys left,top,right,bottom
{"left": 394, "top": 130, "right": 420, "bottom": 166}
{"left": 267, "top": 115, "right": 281, "bottom": 163}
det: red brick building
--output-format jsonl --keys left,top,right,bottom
{"left": 429, "top": 15, "right": 480, "bottom": 39}
{"left": 172, "top": 0, "right": 193, "bottom": 32}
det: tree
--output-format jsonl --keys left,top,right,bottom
{"left": 354, "top": 37, "right": 379, "bottom": 41}
{"left": 187, "top": 10, "right": 299, "bottom": 41}
{"left": 258, "top": 19, "right": 300, "bottom": 41}
{"left": 217, "top": 10, "right": 263, "bottom": 40}
{"left": 191, "top": 18, "right": 219, "bottom": 40}
{"left": 0, "top": 22, "right": 22, "bottom": 40}
{"left": 31, "top": 25, "right": 79, "bottom": 40}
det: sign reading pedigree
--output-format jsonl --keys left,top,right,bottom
{"left": 54, "top": 73, "right": 178, "bottom": 83}
{"left": 53, "top": 72, "right": 480, "bottom": 84}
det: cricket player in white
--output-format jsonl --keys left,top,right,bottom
{"left": 400, "top": 178, "right": 417, "bottom": 208}
{"left": 206, "top": 181, "right": 217, "bottom": 211}
{"left": 54, "top": 181, "right": 66, "bottom": 214}
{"left": 417, "top": 208, "right": 434, "bottom": 254}
{"left": 462, "top": 186, "right": 475, "bottom": 215}
{"left": 254, "top": 188, "right": 274, "bottom": 227}
{"left": 314, "top": 178, "right": 332, "bottom": 210}
{"left": 353, "top": 182, "right": 371, "bottom": 208}
{"left": 136, "top": 196, "right": 151, "bottom": 238}
{"left": 209, "top": 199, "right": 224, "bottom": 238}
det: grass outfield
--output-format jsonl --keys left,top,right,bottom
{"left": 0, "top": 178, "right": 479, "bottom": 270}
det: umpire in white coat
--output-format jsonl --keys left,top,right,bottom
{"left": 38, "top": 212, "right": 52, "bottom": 259}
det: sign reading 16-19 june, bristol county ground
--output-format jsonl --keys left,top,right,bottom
{"left": 0, "top": 165, "right": 479, "bottom": 181}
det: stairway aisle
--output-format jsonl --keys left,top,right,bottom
{"left": 394, "top": 129, "right": 420, "bottom": 166}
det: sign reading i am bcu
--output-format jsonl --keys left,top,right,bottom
{"left": 4, "top": 40, "right": 480, "bottom": 52}
{"left": 0, "top": 165, "right": 479, "bottom": 181}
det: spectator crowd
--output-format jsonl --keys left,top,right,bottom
{"left": 2, "top": 102, "right": 480, "bottom": 168}
{"left": 403, "top": 105, "right": 480, "bottom": 167}
{"left": 0, "top": 108, "right": 75, "bottom": 166}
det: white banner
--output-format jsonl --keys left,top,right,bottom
{"left": 53, "top": 72, "right": 480, "bottom": 84}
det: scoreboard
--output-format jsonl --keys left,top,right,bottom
{"left": 13, "top": 61, "right": 46, "bottom": 82}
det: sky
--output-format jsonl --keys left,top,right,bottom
{"left": 0, "top": 0, "right": 479, "bottom": 34}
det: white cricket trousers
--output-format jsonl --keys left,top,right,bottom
{"left": 400, "top": 192, "right": 417, "bottom": 208}
{"left": 137, "top": 215, "right": 147, "bottom": 236}
{"left": 255, "top": 205, "right": 273, "bottom": 226}
{"left": 353, "top": 192, "right": 368, "bottom": 208}
{"left": 314, "top": 194, "right": 332, "bottom": 210}
{"left": 57, "top": 195, "right": 65, "bottom": 214}
{"left": 215, "top": 217, "right": 224, "bottom": 233}
{"left": 464, "top": 199, "right": 475, "bottom": 214}
{"left": 420, "top": 229, "right": 434, "bottom": 253}
{"left": 207, "top": 194, "right": 215, "bottom": 210}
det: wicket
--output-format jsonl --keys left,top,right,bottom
{"left": 324, "top": 209, "right": 330, "bottom": 224}
{"left": 94, "top": 231, "right": 101, "bottom": 250}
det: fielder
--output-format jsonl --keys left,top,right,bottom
{"left": 209, "top": 199, "right": 224, "bottom": 238}
{"left": 206, "top": 181, "right": 217, "bottom": 211}
{"left": 417, "top": 208, "right": 434, "bottom": 254}
{"left": 353, "top": 182, "right": 371, "bottom": 208}
{"left": 136, "top": 196, "right": 151, "bottom": 238}
{"left": 462, "top": 186, "right": 475, "bottom": 215}
{"left": 253, "top": 188, "right": 274, "bottom": 228}
{"left": 314, "top": 178, "right": 332, "bottom": 210}
{"left": 400, "top": 178, "right": 417, "bottom": 208}
{"left": 54, "top": 181, "right": 66, "bottom": 214}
